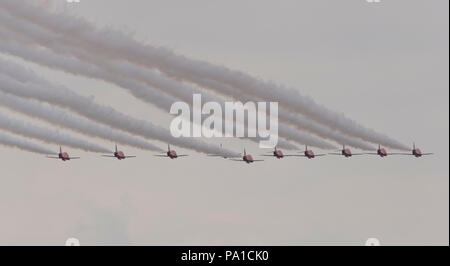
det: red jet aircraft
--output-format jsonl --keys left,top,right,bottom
{"left": 155, "top": 145, "right": 188, "bottom": 159}
{"left": 271, "top": 147, "right": 285, "bottom": 159}
{"left": 261, "top": 147, "right": 286, "bottom": 159}
{"left": 102, "top": 145, "right": 136, "bottom": 160}
{"left": 47, "top": 146, "right": 80, "bottom": 161}
{"left": 299, "top": 146, "right": 326, "bottom": 159}
{"left": 230, "top": 149, "right": 263, "bottom": 164}
{"left": 396, "top": 143, "right": 433, "bottom": 158}
{"left": 329, "top": 145, "right": 364, "bottom": 158}
{"left": 365, "top": 144, "right": 395, "bottom": 157}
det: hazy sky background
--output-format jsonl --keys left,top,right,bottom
{"left": 0, "top": 0, "right": 448, "bottom": 245}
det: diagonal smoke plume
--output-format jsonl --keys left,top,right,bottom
{"left": 0, "top": 110, "right": 112, "bottom": 153}
{"left": 0, "top": 0, "right": 408, "bottom": 150}
{"left": 0, "top": 90, "right": 162, "bottom": 151}
{"left": 0, "top": 130, "right": 55, "bottom": 155}
{"left": 0, "top": 29, "right": 332, "bottom": 150}
{"left": 0, "top": 60, "right": 240, "bottom": 157}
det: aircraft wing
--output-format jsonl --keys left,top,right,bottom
{"left": 125, "top": 156, "right": 137, "bottom": 158}
{"left": 68, "top": 157, "right": 80, "bottom": 159}
{"left": 46, "top": 156, "right": 60, "bottom": 159}
{"left": 177, "top": 155, "right": 189, "bottom": 157}
{"left": 389, "top": 153, "right": 433, "bottom": 156}
{"left": 154, "top": 155, "right": 167, "bottom": 157}
{"left": 391, "top": 153, "right": 433, "bottom": 156}
{"left": 101, "top": 155, "right": 116, "bottom": 157}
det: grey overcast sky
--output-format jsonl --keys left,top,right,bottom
{"left": 0, "top": 0, "right": 448, "bottom": 245}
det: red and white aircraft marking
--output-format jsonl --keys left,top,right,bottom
{"left": 47, "top": 146, "right": 80, "bottom": 161}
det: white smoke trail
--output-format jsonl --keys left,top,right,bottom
{"left": 0, "top": 28, "right": 338, "bottom": 149}
{"left": 0, "top": 28, "right": 335, "bottom": 150}
{"left": 0, "top": 53, "right": 297, "bottom": 151}
{"left": 0, "top": 0, "right": 408, "bottom": 150}
{"left": 0, "top": 81, "right": 294, "bottom": 152}
{"left": 0, "top": 91, "right": 162, "bottom": 151}
{"left": 0, "top": 25, "right": 176, "bottom": 112}
{"left": 280, "top": 111, "right": 375, "bottom": 150}
{"left": 201, "top": 78, "right": 376, "bottom": 150}
{"left": 0, "top": 61, "right": 240, "bottom": 157}
{"left": 0, "top": 110, "right": 112, "bottom": 153}
{"left": 0, "top": 73, "right": 296, "bottom": 153}
{"left": 0, "top": 130, "right": 55, "bottom": 155}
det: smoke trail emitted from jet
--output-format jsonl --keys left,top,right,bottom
{"left": 0, "top": 53, "right": 297, "bottom": 151}
{"left": 0, "top": 0, "right": 408, "bottom": 150}
{"left": 0, "top": 26, "right": 176, "bottom": 112}
{"left": 0, "top": 32, "right": 332, "bottom": 150}
{"left": 0, "top": 110, "right": 112, "bottom": 153}
{"left": 205, "top": 79, "right": 376, "bottom": 150}
{"left": 0, "top": 91, "right": 162, "bottom": 151}
{"left": 0, "top": 83, "right": 294, "bottom": 151}
{"left": 279, "top": 111, "right": 376, "bottom": 150}
{"left": 0, "top": 130, "right": 55, "bottom": 155}
{"left": 0, "top": 60, "right": 240, "bottom": 157}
